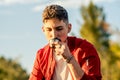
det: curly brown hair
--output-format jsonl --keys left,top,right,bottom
{"left": 42, "top": 4, "right": 69, "bottom": 24}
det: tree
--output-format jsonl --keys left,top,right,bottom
{"left": 80, "top": 1, "right": 120, "bottom": 80}
{"left": 0, "top": 56, "right": 29, "bottom": 80}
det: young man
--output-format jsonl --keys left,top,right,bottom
{"left": 29, "top": 4, "right": 102, "bottom": 80}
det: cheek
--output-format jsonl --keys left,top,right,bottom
{"left": 44, "top": 32, "right": 51, "bottom": 40}
{"left": 60, "top": 31, "right": 68, "bottom": 41}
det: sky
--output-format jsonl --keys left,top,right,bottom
{"left": 0, "top": 0, "right": 120, "bottom": 74}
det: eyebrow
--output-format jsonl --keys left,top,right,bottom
{"left": 45, "top": 26, "right": 63, "bottom": 29}
{"left": 55, "top": 26, "right": 63, "bottom": 28}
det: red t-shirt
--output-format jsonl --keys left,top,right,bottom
{"left": 29, "top": 36, "right": 102, "bottom": 80}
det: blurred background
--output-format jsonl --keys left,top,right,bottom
{"left": 0, "top": 0, "right": 120, "bottom": 80}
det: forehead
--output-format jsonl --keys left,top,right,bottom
{"left": 43, "top": 18, "right": 66, "bottom": 27}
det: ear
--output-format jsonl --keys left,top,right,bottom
{"left": 67, "top": 24, "right": 72, "bottom": 33}
{"left": 42, "top": 26, "right": 45, "bottom": 32}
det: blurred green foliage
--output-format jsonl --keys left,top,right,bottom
{"left": 0, "top": 56, "right": 29, "bottom": 80}
{"left": 80, "top": 1, "right": 120, "bottom": 80}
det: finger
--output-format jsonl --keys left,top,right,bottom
{"left": 54, "top": 44, "right": 61, "bottom": 49}
{"left": 54, "top": 48, "right": 61, "bottom": 55}
{"left": 49, "top": 38, "right": 61, "bottom": 48}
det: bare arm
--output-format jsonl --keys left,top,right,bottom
{"left": 66, "top": 55, "right": 84, "bottom": 80}
{"left": 54, "top": 42, "right": 84, "bottom": 80}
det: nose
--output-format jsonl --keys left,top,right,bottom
{"left": 51, "top": 30, "right": 57, "bottom": 39}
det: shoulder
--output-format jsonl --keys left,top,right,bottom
{"left": 67, "top": 36, "right": 93, "bottom": 48}
{"left": 36, "top": 44, "right": 51, "bottom": 58}
{"left": 68, "top": 36, "right": 97, "bottom": 55}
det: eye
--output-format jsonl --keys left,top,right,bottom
{"left": 45, "top": 28, "right": 52, "bottom": 31}
{"left": 56, "top": 26, "right": 63, "bottom": 31}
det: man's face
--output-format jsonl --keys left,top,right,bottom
{"left": 42, "top": 18, "right": 71, "bottom": 42}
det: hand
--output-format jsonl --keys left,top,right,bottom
{"left": 49, "top": 38, "right": 61, "bottom": 48}
{"left": 49, "top": 38, "right": 72, "bottom": 60}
